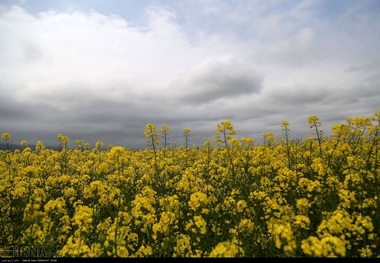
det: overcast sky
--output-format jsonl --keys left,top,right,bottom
{"left": 1, "top": 0, "right": 379, "bottom": 149}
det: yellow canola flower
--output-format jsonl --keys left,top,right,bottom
{"left": 72, "top": 205, "right": 93, "bottom": 233}
{"left": 188, "top": 191, "right": 208, "bottom": 211}
{"left": 307, "top": 115, "right": 322, "bottom": 129}
{"left": 293, "top": 215, "right": 311, "bottom": 230}
{"left": 318, "top": 210, "right": 352, "bottom": 235}
{"left": 23, "top": 203, "right": 43, "bottom": 222}
{"left": 356, "top": 215, "right": 374, "bottom": 232}
{"left": 131, "top": 193, "right": 157, "bottom": 231}
{"left": 63, "top": 187, "right": 77, "bottom": 202}
{"left": 101, "top": 227, "right": 133, "bottom": 256}
{"left": 83, "top": 180, "right": 105, "bottom": 199}
{"left": 236, "top": 200, "right": 247, "bottom": 213}
{"left": 301, "top": 235, "right": 346, "bottom": 257}
{"left": 44, "top": 197, "right": 66, "bottom": 214}
{"left": 209, "top": 239, "right": 243, "bottom": 257}
{"left": 107, "top": 146, "right": 127, "bottom": 161}
{"left": 173, "top": 234, "right": 193, "bottom": 257}
{"left": 20, "top": 223, "right": 46, "bottom": 245}
{"left": 249, "top": 190, "right": 266, "bottom": 201}
{"left": 152, "top": 211, "right": 176, "bottom": 238}
{"left": 296, "top": 198, "right": 311, "bottom": 214}
{"left": 88, "top": 243, "right": 103, "bottom": 257}
{"left": 141, "top": 185, "right": 157, "bottom": 200}
{"left": 95, "top": 162, "right": 109, "bottom": 174}
{"left": 281, "top": 120, "right": 290, "bottom": 132}
{"left": 12, "top": 181, "right": 29, "bottom": 199}
{"left": 185, "top": 215, "right": 207, "bottom": 235}
{"left": 176, "top": 168, "right": 200, "bottom": 192}
{"left": 298, "top": 178, "right": 321, "bottom": 193}
{"left": 159, "top": 194, "right": 180, "bottom": 212}
{"left": 194, "top": 215, "right": 207, "bottom": 234}
{"left": 311, "top": 157, "right": 326, "bottom": 176}
{"left": 270, "top": 223, "right": 297, "bottom": 255}
{"left": 358, "top": 246, "right": 373, "bottom": 257}
{"left": 1, "top": 132, "right": 12, "bottom": 141}
{"left": 237, "top": 218, "right": 254, "bottom": 233}
{"left": 316, "top": 209, "right": 375, "bottom": 253}
{"left": 60, "top": 235, "right": 92, "bottom": 257}
{"left": 134, "top": 245, "right": 153, "bottom": 257}
{"left": 337, "top": 189, "right": 357, "bottom": 209}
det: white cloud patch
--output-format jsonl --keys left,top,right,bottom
{"left": 259, "top": 27, "right": 317, "bottom": 66}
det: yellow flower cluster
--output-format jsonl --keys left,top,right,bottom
{"left": 1, "top": 110, "right": 379, "bottom": 257}
{"left": 301, "top": 236, "right": 346, "bottom": 257}
{"left": 209, "top": 238, "right": 244, "bottom": 257}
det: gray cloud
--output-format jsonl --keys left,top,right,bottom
{"left": 268, "top": 85, "right": 328, "bottom": 105}
{"left": 168, "top": 57, "right": 263, "bottom": 105}
{"left": 0, "top": 1, "right": 379, "bottom": 149}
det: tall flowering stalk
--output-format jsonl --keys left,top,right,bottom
{"left": 2, "top": 132, "right": 12, "bottom": 151}
{"left": 183, "top": 128, "right": 191, "bottom": 150}
{"left": 161, "top": 125, "right": 170, "bottom": 149}
{"left": 281, "top": 121, "right": 292, "bottom": 169}
{"left": 308, "top": 115, "right": 324, "bottom": 157}
{"left": 214, "top": 121, "right": 237, "bottom": 176}
{"left": 144, "top": 124, "right": 161, "bottom": 185}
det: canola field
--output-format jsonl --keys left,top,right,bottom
{"left": 0, "top": 111, "right": 379, "bottom": 258}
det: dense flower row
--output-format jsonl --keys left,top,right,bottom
{"left": 0, "top": 111, "right": 379, "bottom": 257}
